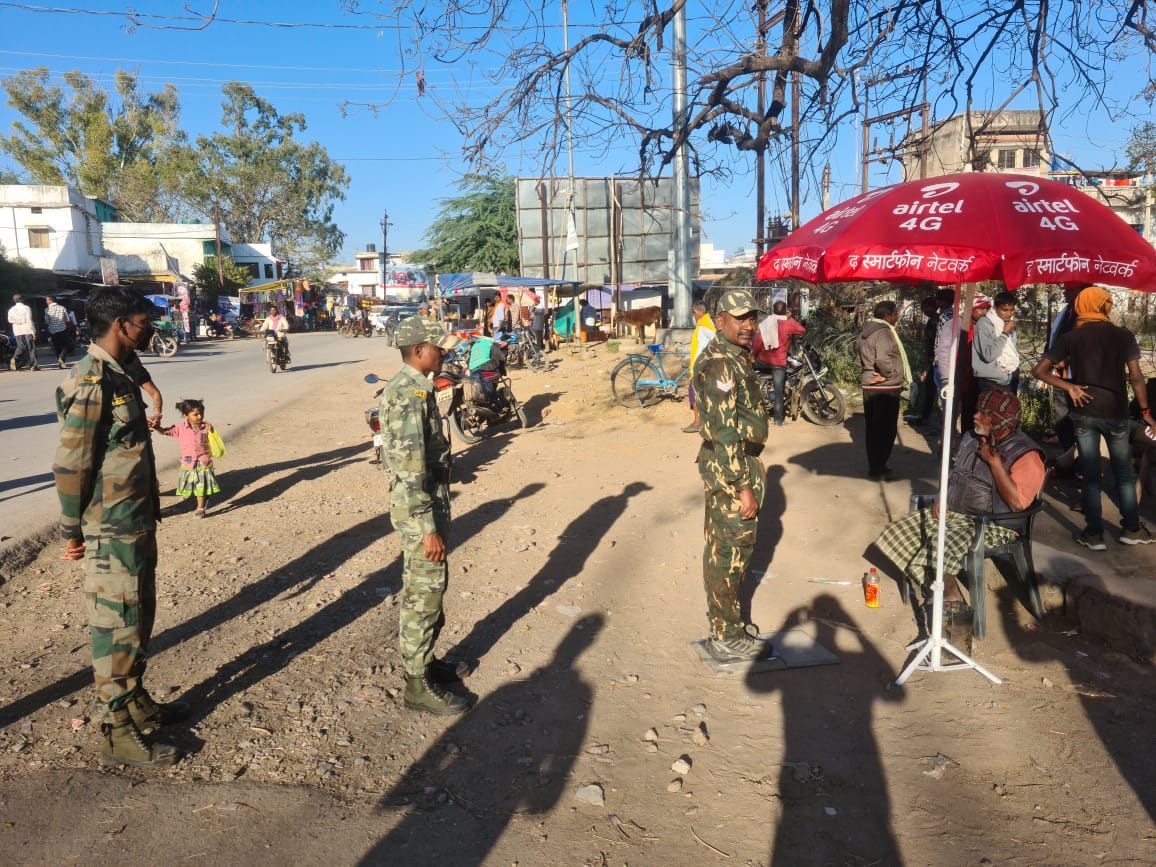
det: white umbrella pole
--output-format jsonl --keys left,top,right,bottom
{"left": 897, "top": 282, "right": 1001, "bottom": 686}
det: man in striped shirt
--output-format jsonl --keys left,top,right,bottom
{"left": 45, "top": 295, "right": 72, "bottom": 369}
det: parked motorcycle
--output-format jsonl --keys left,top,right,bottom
{"left": 497, "top": 326, "right": 548, "bottom": 371}
{"left": 206, "top": 318, "right": 235, "bottom": 339}
{"left": 338, "top": 317, "right": 374, "bottom": 338}
{"left": 756, "top": 342, "right": 846, "bottom": 426}
{"left": 363, "top": 375, "right": 388, "bottom": 468}
{"left": 149, "top": 330, "right": 178, "bottom": 357}
{"left": 239, "top": 314, "right": 263, "bottom": 337}
{"left": 265, "top": 333, "right": 289, "bottom": 373}
{"left": 434, "top": 357, "right": 528, "bottom": 445}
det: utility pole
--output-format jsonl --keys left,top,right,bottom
{"left": 790, "top": 68, "right": 801, "bottom": 231}
{"left": 860, "top": 68, "right": 930, "bottom": 192}
{"left": 754, "top": 0, "right": 767, "bottom": 260}
{"left": 380, "top": 209, "right": 390, "bottom": 299}
{"left": 562, "top": 0, "right": 582, "bottom": 341}
{"left": 822, "top": 162, "right": 831, "bottom": 211}
{"left": 213, "top": 201, "right": 224, "bottom": 290}
{"left": 751, "top": 3, "right": 787, "bottom": 257}
{"left": 669, "top": 2, "right": 692, "bottom": 330}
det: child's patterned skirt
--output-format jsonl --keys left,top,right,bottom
{"left": 176, "top": 462, "right": 220, "bottom": 498}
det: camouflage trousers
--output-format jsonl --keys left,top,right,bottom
{"left": 699, "top": 451, "right": 766, "bottom": 640}
{"left": 84, "top": 531, "right": 157, "bottom": 718}
{"left": 392, "top": 493, "right": 451, "bottom": 677}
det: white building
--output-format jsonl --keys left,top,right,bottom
{"left": 899, "top": 111, "right": 1152, "bottom": 244}
{"left": 101, "top": 222, "right": 220, "bottom": 288}
{"left": 232, "top": 242, "right": 284, "bottom": 285}
{"left": 0, "top": 185, "right": 107, "bottom": 275}
{"left": 0, "top": 185, "right": 291, "bottom": 293}
{"left": 328, "top": 244, "right": 384, "bottom": 298}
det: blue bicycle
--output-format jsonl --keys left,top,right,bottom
{"left": 611, "top": 343, "right": 691, "bottom": 408}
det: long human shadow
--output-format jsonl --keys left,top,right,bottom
{"left": 0, "top": 471, "right": 54, "bottom": 495}
{"left": 3, "top": 412, "right": 57, "bottom": 431}
{"left": 447, "top": 427, "right": 519, "bottom": 485}
{"left": 359, "top": 615, "right": 603, "bottom": 866}
{"left": 0, "top": 480, "right": 56, "bottom": 505}
{"left": 144, "top": 352, "right": 227, "bottom": 364}
{"left": 448, "top": 481, "right": 651, "bottom": 663}
{"left": 994, "top": 585, "right": 1156, "bottom": 823}
{"left": 519, "top": 391, "right": 562, "bottom": 426}
{"left": 286, "top": 359, "right": 366, "bottom": 372}
{"left": 212, "top": 444, "right": 367, "bottom": 513}
{"left": 172, "top": 483, "right": 545, "bottom": 729}
{"left": 197, "top": 442, "right": 367, "bottom": 514}
{"left": 0, "top": 482, "right": 543, "bottom": 730}
{"left": 746, "top": 595, "right": 904, "bottom": 867}
{"left": 788, "top": 440, "right": 867, "bottom": 483}
{"left": 0, "top": 512, "right": 382, "bottom": 729}
{"left": 741, "top": 464, "right": 786, "bottom": 628}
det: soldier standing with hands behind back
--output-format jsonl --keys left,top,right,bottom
{"left": 381, "top": 316, "right": 473, "bottom": 714}
{"left": 693, "top": 290, "right": 774, "bottom": 663}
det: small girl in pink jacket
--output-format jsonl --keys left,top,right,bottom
{"left": 156, "top": 398, "right": 220, "bottom": 517}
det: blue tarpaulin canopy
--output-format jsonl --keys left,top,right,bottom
{"left": 144, "top": 294, "right": 171, "bottom": 310}
{"left": 437, "top": 273, "right": 582, "bottom": 296}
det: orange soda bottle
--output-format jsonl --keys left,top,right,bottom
{"left": 864, "top": 568, "right": 880, "bottom": 608}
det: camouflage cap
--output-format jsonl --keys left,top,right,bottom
{"left": 716, "top": 289, "right": 763, "bottom": 317}
{"left": 394, "top": 315, "right": 461, "bottom": 351}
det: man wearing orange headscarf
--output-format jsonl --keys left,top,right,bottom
{"left": 1035, "top": 287, "right": 1155, "bottom": 549}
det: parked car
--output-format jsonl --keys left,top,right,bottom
{"left": 370, "top": 305, "right": 424, "bottom": 345}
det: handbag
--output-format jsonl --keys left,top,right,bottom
{"left": 208, "top": 429, "right": 227, "bottom": 458}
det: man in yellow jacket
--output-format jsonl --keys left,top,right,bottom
{"left": 684, "top": 300, "right": 716, "bottom": 433}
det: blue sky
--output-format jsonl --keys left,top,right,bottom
{"left": 0, "top": 2, "right": 1150, "bottom": 264}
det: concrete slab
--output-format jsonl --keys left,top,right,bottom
{"left": 691, "top": 629, "right": 839, "bottom": 676}
{"left": 1029, "top": 542, "right": 1156, "bottom": 661}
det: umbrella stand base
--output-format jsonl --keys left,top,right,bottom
{"left": 896, "top": 636, "right": 1002, "bottom": 686}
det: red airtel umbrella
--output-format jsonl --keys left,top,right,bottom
{"left": 757, "top": 172, "right": 1156, "bottom": 291}
{"left": 757, "top": 172, "right": 1156, "bottom": 686}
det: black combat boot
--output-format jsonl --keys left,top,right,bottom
{"left": 125, "top": 688, "right": 192, "bottom": 735}
{"left": 427, "top": 657, "right": 471, "bottom": 683}
{"left": 404, "top": 672, "right": 471, "bottom": 715}
{"left": 100, "top": 708, "right": 181, "bottom": 768}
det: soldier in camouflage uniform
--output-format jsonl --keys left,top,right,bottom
{"left": 381, "top": 316, "right": 473, "bottom": 715}
{"left": 53, "top": 287, "right": 189, "bottom": 769}
{"left": 692, "top": 289, "right": 774, "bottom": 663}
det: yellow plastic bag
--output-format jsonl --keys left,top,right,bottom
{"left": 208, "top": 429, "right": 226, "bottom": 459}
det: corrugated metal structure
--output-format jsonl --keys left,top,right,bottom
{"left": 515, "top": 176, "right": 700, "bottom": 286}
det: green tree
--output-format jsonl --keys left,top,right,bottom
{"left": 185, "top": 83, "right": 349, "bottom": 265}
{"left": 1126, "top": 121, "right": 1156, "bottom": 174}
{"left": 0, "top": 68, "right": 188, "bottom": 221}
{"left": 365, "top": 3, "right": 1154, "bottom": 207}
{"left": 412, "top": 174, "right": 518, "bottom": 273}
{"left": 192, "top": 256, "right": 252, "bottom": 308}
{"left": 0, "top": 247, "right": 55, "bottom": 311}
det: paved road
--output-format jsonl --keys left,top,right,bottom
{"left": 0, "top": 332, "right": 401, "bottom": 546}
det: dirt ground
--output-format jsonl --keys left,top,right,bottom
{"left": 1, "top": 335, "right": 1155, "bottom": 867}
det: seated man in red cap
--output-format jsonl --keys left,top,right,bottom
{"left": 872, "top": 387, "right": 1046, "bottom": 612}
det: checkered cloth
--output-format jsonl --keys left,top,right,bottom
{"left": 874, "top": 508, "right": 1019, "bottom": 591}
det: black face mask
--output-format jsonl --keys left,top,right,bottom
{"left": 122, "top": 320, "right": 155, "bottom": 350}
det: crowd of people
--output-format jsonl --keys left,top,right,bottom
{"left": 36, "top": 279, "right": 1156, "bottom": 771}
{"left": 679, "top": 284, "right": 1154, "bottom": 666}
{"left": 855, "top": 284, "right": 1154, "bottom": 648}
